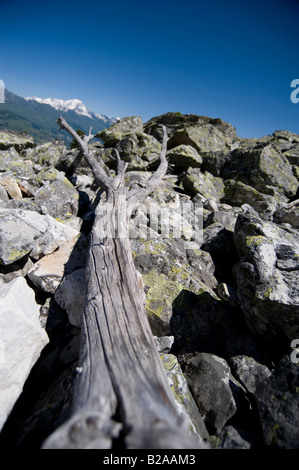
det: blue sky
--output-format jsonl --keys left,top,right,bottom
{"left": 0, "top": 0, "right": 298, "bottom": 137}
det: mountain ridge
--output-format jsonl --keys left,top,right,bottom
{"left": 0, "top": 90, "right": 118, "bottom": 146}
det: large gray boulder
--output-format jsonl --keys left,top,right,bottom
{"left": 0, "top": 277, "right": 49, "bottom": 431}
{"left": 0, "top": 208, "right": 79, "bottom": 264}
{"left": 183, "top": 353, "right": 244, "bottom": 434}
{"left": 0, "top": 130, "right": 34, "bottom": 151}
{"left": 234, "top": 213, "right": 299, "bottom": 342}
{"left": 255, "top": 354, "right": 299, "bottom": 448}
{"left": 222, "top": 142, "right": 298, "bottom": 198}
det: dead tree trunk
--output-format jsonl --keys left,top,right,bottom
{"left": 42, "top": 118, "right": 204, "bottom": 449}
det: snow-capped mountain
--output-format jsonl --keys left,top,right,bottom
{"left": 1, "top": 90, "right": 117, "bottom": 145}
{"left": 25, "top": 96, "right": 116, "bottom": 124}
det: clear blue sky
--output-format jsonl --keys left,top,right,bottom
{"left": 0, "top": 0, "right": 298, "bottom": 138}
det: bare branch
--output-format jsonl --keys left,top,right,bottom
{"left": 57, "top": 116, "right": 111, "bottom": 190}
{"left": 127, "top": 125, "right": 168, "bottom": 209}
{"left": 83, "top": 126, "right": 95, "bottom": 144}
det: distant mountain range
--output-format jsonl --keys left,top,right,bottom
{"left": 0, "top": 90, "right": 118, "bottom": 146}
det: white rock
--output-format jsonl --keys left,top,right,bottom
{"left": 0, "top": 208, "right": 79, "bottom": 264}
{"left": 0, "top": 277, "right": 49, "bottom": 431}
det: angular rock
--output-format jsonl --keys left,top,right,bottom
{"left": 97, "top": 131, "right": 162, "bottom": 171}
{"left": 183, "top": 353, "right": 239, "bottom": 434}
{"left": 255, "top": 354, "right": 299, "bottom": 448}
{"left": 96, "top": 116, "right": 143, "bottom": 140}
{"left": 159, "top": 351, "right": 209, "bottom": 445}
{"left": 27, "top": 237, "right": 83, "bottom": 294}
{"left": 0, "top": 277, "right": 49, "bottom": 431}
{"left": 180, "top": 168, "right": 225, "bottom": 203}
{"left": 229, "top": 355, "right": 271, "bottom": 394}
{"left": 34, "top": 174, "right": 79, "bottom": 220}
{"left": 224, "top": 179, "right": 278, "bottom": 219}
{"left": 25, "top": 141, "right": 67, "bottom": 168}
{"left": 144, "top": 113, "right": 237, "bottom": 149}
{"left": 0, "top": 177, "right": 23, "bottom": 200}
{"left": 166, "top": 144, "right": 202, "bottom": 171}
{"left": 219, "top": 425, "right": 253, "bottom": 449}
{"left": 0, "top": 130, "right": 34, "bottom": 151}
{"left": 273, "top": 205, "right": 299, "bottom": 229}
{"left": 234, "top": 213, "right": 299, "bottom": 342}
{"left": 0, "top": 208, "right": 79, "bottom": 264}
{"left": 170, "top": 289, "right": 239, "bottom": 357}
{"left": 222, "top": 143, "right": 298, "bottom": 198}
{"left": 54, "top": 268, "right": 86, "bottom": 326}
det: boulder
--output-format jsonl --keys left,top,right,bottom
{"left": 234, "top": 213, "right": 299, "bottom": 342}
{"left": 273, "top": 205, "right": 299, "bottom": 229}
{"left": 0, "top": 177, "right": 23, "bottom": 200}
{"left": 144, "top": 112, "right": 237, "bottom": 149}
{"left": 0, "top": 130, "right": 34, "bottom": 151}
{"left": 229, "top": 355, "right": 271, "bottom": 394}
{"left": 170, "top": 289, "right": 239, "bottom": 357}
{"left": 96, "top": 130, "right": 162, "bottom": 171}
{"left": 0, "top": 208, "right": 79, "bottom": 264}
{"left": 96, "top": 116, "right": 143, "bottom": 140}
{"left": 25, "top": 141, "right": 67, "bottom": 167}
{"left": 224, "top": 179, "right": 279, "bottom": 219}
{"left": 159, "top": 351, "right": 209, "bottom": 445}
{"left": 0, "top": 277, "right": 49, "bottom": 431}
{"left": 34, "top": 172, "right": 79, "bottom": 221}
{"left": 166, "top": 145, "right": 202, "bottom": 171}
{"left": 183, "top": 353, "right": 241, "bottom": 434}
{"left": 222, "top": 143, "right": 298, "bottom": 198}
{"left": 54, "top": 268, "right": 86, "bottom": 326}
{"left": 27, "top": 237, "right": 83, "bottom": 294}
{"left": 255, "top": 354, "right": 299, "bottom": 448}
{"left": 180, "top": 168, "right": 225, "bottom": 203}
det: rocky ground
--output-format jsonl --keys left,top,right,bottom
{"left": 0, "top": 113, "right": 298, "bottom": 449}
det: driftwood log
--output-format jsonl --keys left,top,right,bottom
{"left": 42, "top": 117, "right": 205, "bottom": 449}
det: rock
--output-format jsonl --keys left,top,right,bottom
{"left": 222, "top": 143, "right": 298, "bottom": 198}
{"left": 201, "top": 222, "right": 239, "bottom": 284}
{"left": 273, "top": 205, "right": 299, "bottom": 228}
{"left": 25, "top": 141, "right": 67, "bottom": 167}
{"left": 234, "top": 213, "right": 299, "bottom": 343}
{"left": 0, "top": 208, "right": 79, "bottom": 264}
{"left": 34, "top": 172, "right": 79, "bottom": 221}
{"left": 0, "top": 177, "right": 23, "bottom": 200}
{"left": 159, "top": 351, "right": 209, "bottom": 445}
{"left": 96, "top": 130, "right": 162, "bottom": 171}
{"left": 219, "top": 425, "right": 253, "bottom": 449}
{"left": 229, "top": 355, "right": 271, "bottom": 394}
{"left": 96, "top": 116, "right": 143, "bottom": 140}
{"left": 0, "top": 130, "right": 34, "bottom": 151}
{"left": 27, "top": 237, "right": 83, "bottom": 294}
{"left": 54, "top": 268, "right": 86, "bottom": 327}
{"left": 255, "top": 354, "right": 299, "bottom": 448}
{"left": 170, "top": 289, "right": 239, "bottom": 357}
{"left": 0, "top": 277, "right": 49, "bottom": 431}
{"left": 144, "top": 112, "right": 236, "bottom": 148}
{"left": 153, "top": 335, "right": 174, "bottom": 353}
{"left": 180, "top": 168, "right": 225, "bottom": 203}
{"left": 183, "top": 353, "right": 240, "bottom": 434}
{"left": 166, "top": 145, "right": 202, "bottom": 171}
{"left": 224, "top": 179, "right": 278, "bottom": 219}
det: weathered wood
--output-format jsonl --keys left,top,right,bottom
{"left": 42, "top": 118, "right": 205, "bottom": 449}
